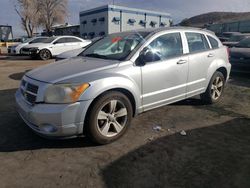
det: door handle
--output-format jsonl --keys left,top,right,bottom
{"left": 177, "top": 60, "right": 187, "bottom": 65}
{"left": 208, "top": 53, "right": 214, "bottom": 58}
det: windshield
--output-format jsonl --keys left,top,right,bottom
{"left": 29, "top": 37, "right": 48, "bottom": 44}
{"left": 81, "top": 32, "right": 150, "bottom": 61}
{"left": 236, "top": 38, "right": 250, "bottom": 48}
{"left": 43, "top": 37, "right": 58, "bottom": 43}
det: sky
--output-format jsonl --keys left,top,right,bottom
{"left": 1, "top": 0, "right": 250, "bottom": 37}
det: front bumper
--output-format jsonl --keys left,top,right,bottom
{"left": 15, "top": 89, "right": 92, "bottom": 138}
{"left": 20, "top": 48, "right": 39, "bottom": 56}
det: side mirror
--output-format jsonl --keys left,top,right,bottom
{"left": 135, "top": 47, "right": 161, "bottom": 66}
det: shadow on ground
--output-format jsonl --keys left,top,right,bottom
{"left": 102, "top": 118, "right": 250, "bottom": 188}
{"left": 9, "top": 70, "right": 31, "bottom": 81}
{"left": 0, "top": 89, "right": 95, "bottom": 152}
{"left": 229, "top": 73, "right": 250, "bottom": 88}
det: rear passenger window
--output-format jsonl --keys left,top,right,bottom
{"left": 66, "top": 38, "right": 81, "bottom": 43}
{"left": 186, "top": 32, "right": 210, "bottom": 53}
{"left": 207, "top": 36, "right": 219, "bottom": 49}
{"left": 55, "top": 38, "right": 67, "bottom": 44}
{"left": 147, "top": 32, "right": 183, "bottom": 60}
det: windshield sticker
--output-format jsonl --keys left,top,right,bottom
{"left": 112, "top": 37, "right": 122, "bottom": 43}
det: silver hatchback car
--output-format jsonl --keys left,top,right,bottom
{"left": 16, "top": 27, "right": 231, "bottom": 144}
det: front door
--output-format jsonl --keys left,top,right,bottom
{"left": 140, "top": 32, "right": 189, "bottom": 111}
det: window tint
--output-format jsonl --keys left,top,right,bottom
{"left": 66, "top": 37, "right": 81, "bottom": 43}
{"left": 147, "top": 32, "right": 183, "bottom": 60}
{"left": 55, "top": 38, "right": 67, "bottom": 44}
{"left": 186, "top": 32, "right": 210, "bottom": 53}
{"left": 207, "top": 36, "right": 219, "bottom": 49}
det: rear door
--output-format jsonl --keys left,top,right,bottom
{"left": 141, "top": 32, "right": 189, "bottom": 111}
{"left": 185, "top": 32, "right": 213, "bottom": 97}
{"left": 52, "top": 38, "right": 69, "bottom": 55}
{"left": 66, "top": 37, "right": 82, "bottom": 50}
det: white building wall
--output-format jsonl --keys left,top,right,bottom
{"left": 108, "top": 10, "right": 121, "bottom": 34}
{"left": 80, "top": 11, "right": 108, "bottom": 38}
{"left": 121, "top": 12, "right": 146, "bottom": 32}
{"left": 80, "top": 5, "right": 171, "bottom": 39}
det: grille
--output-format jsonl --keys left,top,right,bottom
{"left": 20, "top": 80, "right": 39, "bottom": 104}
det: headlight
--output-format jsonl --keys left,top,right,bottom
{"left": 44, "top": 83, "right": 90, "bottom": 103}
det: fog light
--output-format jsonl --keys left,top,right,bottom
{"left": 41, "top": 124, "right": 57, "bottom": 133}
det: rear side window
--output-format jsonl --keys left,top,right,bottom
{"left": 147, "top": 32, "right": 183, "bottom": 60}
{"left": 186, "top": 32, "right": 210, "bottom": 53}
{"left": 55, "top": 38, "right": 67, "bottom": 44}
{"left": 66, "top": 37, "right": 81, "bottom": 43}
{"left": 207, "top": 36, "right": 219, "bottom": 49}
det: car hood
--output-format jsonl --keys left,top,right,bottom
{"left": 26, "top": 57, "right": 119, "bottom": 83}
{"left": 23, "top": 43, "right": 50, "bottom": 49}
{"left": 230, "top": 47, "right": 250, "bottom": 58}
{"left": 57, "top": 48, "right": 85, "bottom": 59}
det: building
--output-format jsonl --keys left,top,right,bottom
{"left": 207, "top": 20, "right": 250, "bottom": 35}
{"left": 0, "top": 25, "right": 13, "bottom": 42}
{"left": 41, "top": 24, "right": 80, "bottom": 37}
{"left": 54, "top": 24, "right": 80, "bottom": 37}
{"left": 80, "top": 5, "right": 172, "bottom": 39}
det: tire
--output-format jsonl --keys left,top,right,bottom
{"left": 86, "top": 91, "right": 133, "bottom": 145}
{"left": 39, "top": 49, "right": 51, "bottom": 60}
{"left": 201, "top": 71, "right": 225, "bottom": 104}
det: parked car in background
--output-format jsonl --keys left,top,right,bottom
{"left": 8, "top": 37, "right": 49, "bottom": 54}
{"left": 15, "top": 27, "right": 231, "bottom": 144}
{"left": 222, "top": 32, "right": 241, "bottom": 41}
{"left": 20, "top": 36, "right": 91, "bottom": 60}
{"left": 223, "top": 33, "right": 250, "bottom": 47}
{"left": 229, "top": 37, "right": 250, "bottom": 73}
{"left": 55, "top": 37, "right": 100, "bottom": 61}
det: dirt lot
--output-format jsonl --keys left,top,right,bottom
{"left": 0, "top": 56, "right": 250, "bottom": 188}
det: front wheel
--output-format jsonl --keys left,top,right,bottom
{"left": 201, "top": 71, "right": 225, "bottom": 104}
{"left": 39, "top": 49, "right": 51, "bottom": 60}
{"left": 86, "top": 91, "right": 133, "bottom": 145}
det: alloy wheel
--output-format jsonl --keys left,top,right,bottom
{"left": 211, "top": 76, "right": 224, "bottom": 100}
{"left": 96, "top": 100, "right": 128, "bottom": 137}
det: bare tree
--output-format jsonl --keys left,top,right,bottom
{"left": 38, "top": 0, "right": 68, "bottom": 35}
{"left": 14, "top": 0, "right": 40, "bottom": 37}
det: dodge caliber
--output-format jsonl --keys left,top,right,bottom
{"left": 16, "top": 27, "right": 231, "bottom": 144}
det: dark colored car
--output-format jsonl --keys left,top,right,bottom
{"left": 229, "top": 37, "right": 250, "bottom": 74}
{"left": 223, "top": 34, "right": 250, "bottom": 47}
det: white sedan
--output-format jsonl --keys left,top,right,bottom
{"left": 20, "top": 36, "right": 92, "bottom": 60}
{"left": 8, "top": 37, "right": 48, "bottom": 54}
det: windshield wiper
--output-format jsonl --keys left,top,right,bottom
{"left": 85, "top": 53, "right": 108, "bottom": 59}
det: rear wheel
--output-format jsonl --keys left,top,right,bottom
{"left": 86, "top": 91, "right": 133, "bottom": 144}
{"left": 39, "top": 49, "right": 51, "bottom": 60}
{"left": 201, "top": 71, "right": 225, "bottom": 104}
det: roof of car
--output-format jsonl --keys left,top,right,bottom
{"left": 112, "top": 26, "right": 215, "bottom": 36}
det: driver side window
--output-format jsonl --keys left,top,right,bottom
{"left": 147, "top": 32, "right": 183, "bottom": 61}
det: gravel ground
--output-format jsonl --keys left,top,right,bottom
{"left": 0, "top": 56, "right": 249, "bottom": 188}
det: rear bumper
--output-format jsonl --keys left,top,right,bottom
{"left": 15, "top": 89, "right": 92, "bottom": 138}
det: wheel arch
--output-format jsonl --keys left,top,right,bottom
{"left": 82, "top": 88, "right": 137, "bottom": 135}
